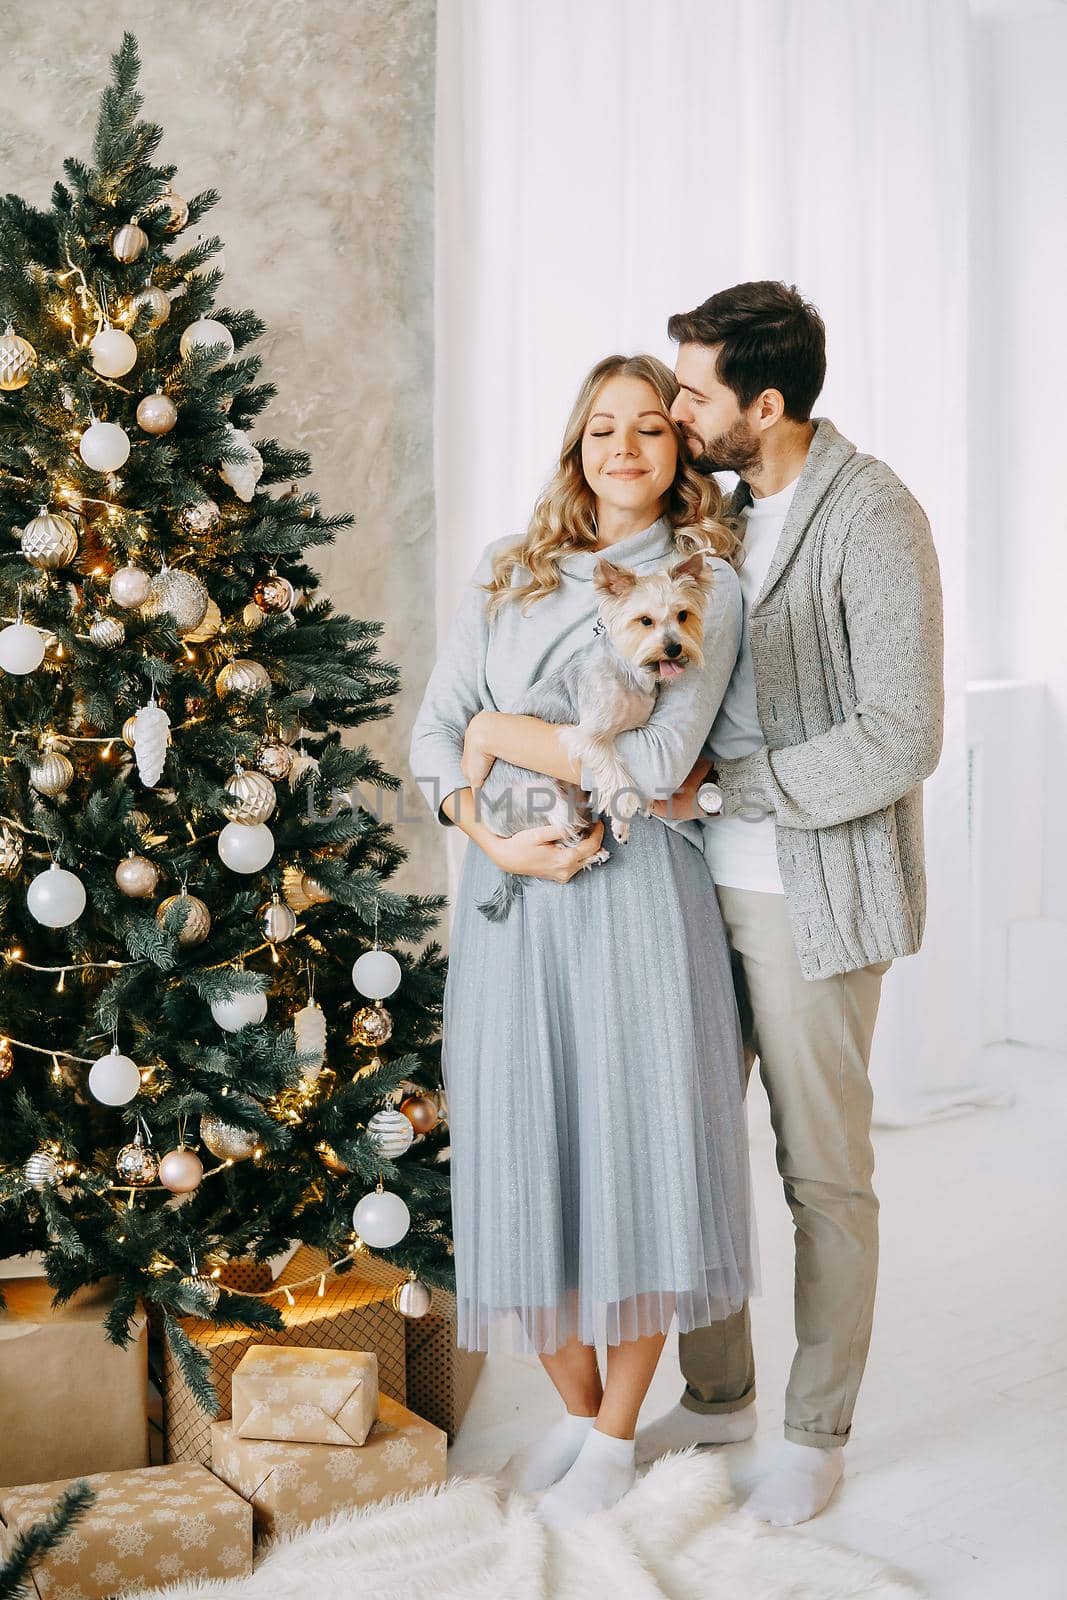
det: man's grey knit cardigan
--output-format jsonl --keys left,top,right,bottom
{"left": 710, "top": 417, "right": 944, "bottom": 981}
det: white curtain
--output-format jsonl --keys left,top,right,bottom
{"left": 435, "top": 0, "right": 996, "bottom": 1121}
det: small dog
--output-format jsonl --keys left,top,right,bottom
{"left": 475, "top": 550, "right": 713, "bottom": 921}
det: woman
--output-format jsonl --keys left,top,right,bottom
{"left": 409, "top": 353, "right": 756, "bottom": 1530}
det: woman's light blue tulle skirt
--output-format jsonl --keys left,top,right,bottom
{"left": 443, "top": 815, "right": 757, "bottom": 1356}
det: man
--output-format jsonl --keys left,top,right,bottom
{"left": 634, "top": 281, "right": 944, "bottom": 1525}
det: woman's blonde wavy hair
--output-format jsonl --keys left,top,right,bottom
{"left": 483, "top": 353, "right": 740, "bottom": 617}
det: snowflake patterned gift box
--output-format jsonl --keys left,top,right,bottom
{"left": 0, "top": 1463, "right": 252, "bottom": 1600}
{"left": 231, "top": 1344, "right": 379, "bottom": 1446}
{"left": 210, "top": 1392, "right": 447, "bottom": 1540}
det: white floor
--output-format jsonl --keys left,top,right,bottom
{"left": 446, "top": 1042, "right": 1067, "bottom": 1598}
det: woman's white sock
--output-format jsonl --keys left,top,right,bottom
{"left": 535, "top": 1426, "right": 637, "bottom": 1529}
{"left": 498, "top": 1410, "right": 597, "bottom": 1493}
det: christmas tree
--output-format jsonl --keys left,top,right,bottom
{"left": 0, "top": 33, "right": 451, "bottom": 1407}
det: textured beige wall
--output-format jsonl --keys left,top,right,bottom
{"left": 0, "top": 0, "right": 442, "bottom": 900}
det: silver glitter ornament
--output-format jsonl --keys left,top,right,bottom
{"left": 200, "top": 1112, "right": 258, "bottom": 1162}
{"left": 24, "top": 1149, "right": 60, "bottom": 1190}
{"left": 130, "top": 286, "right": 170, "bottom": 328}
{"left": 262, "top": 893, "right": 297, "bottom": 943}
{"left": 392, "top": 1274, "right": 433, "bottom": 1319}
{"left": 0, "top": 822, "right": 24, "bottom": 877}
{"left": 115, "top": 851, "right": 160, "bottom": 898}
{"left": 21, "top": 510, "right": 78, "bottom": 570}
{"left": 256, "top": 741, "right": 293, "bottom": 781}
{"left": 115, "top": 1132, "right": 158, "bottom": 1186}
{"left": 156, "top": 890, "right": 212, "bottom": 947}
{"left": 90, "top": 617, "right": 125, "bottom": 649}
{"left": 0, "top": 324, "right": 37, "bottom": 390}
{"left": 216, "top": 659, "right": 271, "bottom": 699}
{"left": 29, "top": 752, "right": 74, "bottom": 797}
{"left": 223, "top": 768, "right": 277, "bottom": 825}
{"left": 175, "top": 1272, "right": 220, "bottom": 1315}
{"left": 111, "top": 222, "right": 148, "bottom": 262}
{"left": 178, "top": 499, "right": 220, "bottom": 535}
{"left": 367, "top": 1109, "right": 415, "bottom": 1159}
{"left": 143, "top": 568, "right": 209, "bottom": 632}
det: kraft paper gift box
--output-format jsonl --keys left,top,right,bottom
{"left": 232, "top": 1345, "right": 379, "bottom": 1446}
{"left": 0, "top": 1278, "right": 149, "bottom": 1488}
{"left": 277, "top": 1247, "right": 485, "bottom": 1442}
{"left": 211, "top": 1393, "right": 447, "bottom": 1539}
{"left": 162, "top": 1275, "right": 405, "bottom": 1466}
{"left": 0, "top": 1463, "right": 252, "bottom": 1600}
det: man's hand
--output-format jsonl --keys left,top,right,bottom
{"left": 489, "top": 819, "right": 606, "bottom": 882}
{"left": 461, "top": 710, "right": 496, "bottom": 789}
{"left": 650, "top": 758, "right": 714, "bottom": 823}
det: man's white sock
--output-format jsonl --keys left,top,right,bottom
{"left": 634, "top": 1399, "right": 757, "bottom": 1464}
{"left": 744, "top": 1441, "right": 844, "bottom": 1526}
{"left": 498, "top": 1409, "right": 596, "bottom": 1493}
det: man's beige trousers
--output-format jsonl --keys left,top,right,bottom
{"left": 680, "top": 885, "right": 891, "bottom": 1449}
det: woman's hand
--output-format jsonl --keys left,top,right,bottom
{"left": 462, "top": 711, "right": 496, "bottom": 789}
{"left": 488, "top": 819, "right": 606, "bottom": 882}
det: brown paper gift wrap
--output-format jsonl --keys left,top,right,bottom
{"left": 232, "top": 1344, "right": 379, "bottom": 1445}
{"left": 162, "top": 1276, "right": 405, "bottom": 1466}
{"left": 211, "top": 1393, "right": 447, "bottom": 1539}
{"left": 0, "top": 1463, "right": 252, "bottom": 1599}
{"left": 277, "top": 1247, "right": 485, "bottom": 1441}
{"left": 0, "top": 1278, "right": 148, "bottom": 1488}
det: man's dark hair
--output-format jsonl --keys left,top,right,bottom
{"left": 667, "top": 281, "right": 826, "bottom": 422}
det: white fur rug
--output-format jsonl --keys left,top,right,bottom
{"left": 136, "top": 1448, "right": 922, "bottom": 1600}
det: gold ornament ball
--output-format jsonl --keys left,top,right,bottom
{"left": 129, "top": 285, "right": 170, "bottom": 328}
{"left": 200, "top": 1113, "right": 258, "bottom": 1162}
{"left": 144, "top": 568, "right": 210, "bottom": 632}
{"left": 252, "top": 574, "right": 295, "bottom": 614}
{"left": 111, "top": 222, "right": 148, "bottom": 263}
{"left": 0, "top": 325, "right": 37, "bottom": 390}
{"left": 301, "top": 873, "right": 332, "bottom": 906}
{"left": 24, "top": 1149, "right": 60, "bottom": 1190}
{"left": 123, "top": 716, "right": 140, "bottom": 749}
{"left": 115, "top": 1137, "right": 158, "bottom": 1186}
{"left": 400, "top": 1094, "right": 440, "bottom": 1135}
{"left": 156, "top": 892, "right": 212, "bottom": 947}
{"left": 136, "top": 392, "right": 178, "bottom": 435}
{"left": 216, "top": 659, "right": 271, "bottom": 699}
{"left": 178, "top": 499, "right": 221, "bottom": 536}
{"left": 223, "top": 768, "right": 277, "bottom": 825}
{"left": 90, "top": 616, "right": 125, "bottom": 649}
{"left": 256, "top": 741, "right": 293, "bottom": 782}
{"left": 392, "top": 1275, "right": 433, "bottom": 1319}
{"left": 0, "top": 823, "right": 24, "bottom": 878}
{"left": 29, "top": 752, "right": 74, "bottom": 797}
{"left": 0, "top": 1036, "right": 13, "bottom": 1081}
{"left": 281, "top": 864, "right": 313, "bottom": 913}
{"left": 115, "top": 851, "right": 160, "bottom": 898}
{"left": 351, "top": 1005, "right": 393, "bottom": 1048}
{"left": 21, "top": 510, "right": 79, "bottom": 570}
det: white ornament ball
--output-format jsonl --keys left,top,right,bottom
{"left": 294, "top": 999, "right": 327, "bottom": 1081}
{"left": 110, "top": 565, "right": 152, "bottom": 608}
{"left": 352, "top": 1189, "right": 411, "bottom": 1249}
{"left": 352, "top": 949, "right": 402, "bottom": 1000}
{"left": 217, "top": 821, "right": 275, "bottom": 874}
{"left": 180, "top": 318, "right": 234, "bottom": 364}
{"left": 136, "top": 392, "right": 178, "bottom": 434}
{"left": 210, "top": 988, "right": 269, "bottom": 1032}
{"left": 115, "top": 852, "right": 159, "bottom": 897}
{"left": 392, "top": 1276, "right": 433, "bottom": 1319}
{"left": 79, "top": 420, "right": 130, "bottom": 473}
{"left": 27, "top": 863, "right": 86, "bottom": 927}
{"left": 159, "top": 1147, "right": 204, "bottom": 1194}
{"left": 90, "top": 325, "right": 138, "bottom": 378}
{"left": 88, "top": 1051, "right": 141, "bottom": 1106}
{"left": 367, "top": 1109, "right": 415, "bottom": 1159}
{"left": 0, "top": 622, "right": 46, "bottom": 675}
{"left": 111, "top": 222, "right": 148, "bottom": 262}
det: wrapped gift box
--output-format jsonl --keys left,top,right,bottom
{"left": 0, "top": 1278, "right": 148, "bottom": 1488}
{"left": 211, "top": 1393, "right": 447, "bottom": 1539}
{"left": 0, "top": 1463, "right": 252, "bottom": 1599}
{"left": 232, "top": 1345, "right": 378, "bottom": 1446}
{"left": 162, "top": 1276, "right": 405, "bottom": 1466}
{"left": 277, "top": 1247, "right": 484, "bottom": 1442}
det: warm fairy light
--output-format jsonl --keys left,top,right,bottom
{"left": 317, "top": 1275, "right": 326, "bottom": 1298}
{"left": 56, "top": 971, "right": 65, "bottom": 993}
{"left": 210, "top": 1266, "right": 222, "bottom": 1279}
{"left": 252, "top": 1146, "right": 264, "bottom": 1162}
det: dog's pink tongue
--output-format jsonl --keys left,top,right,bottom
{"left": 658, "top": 660, "right": 684, "bottom": 680}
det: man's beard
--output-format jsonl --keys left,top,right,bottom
{"left": 684, "top": 418, "right": 762, "bottom": 478}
